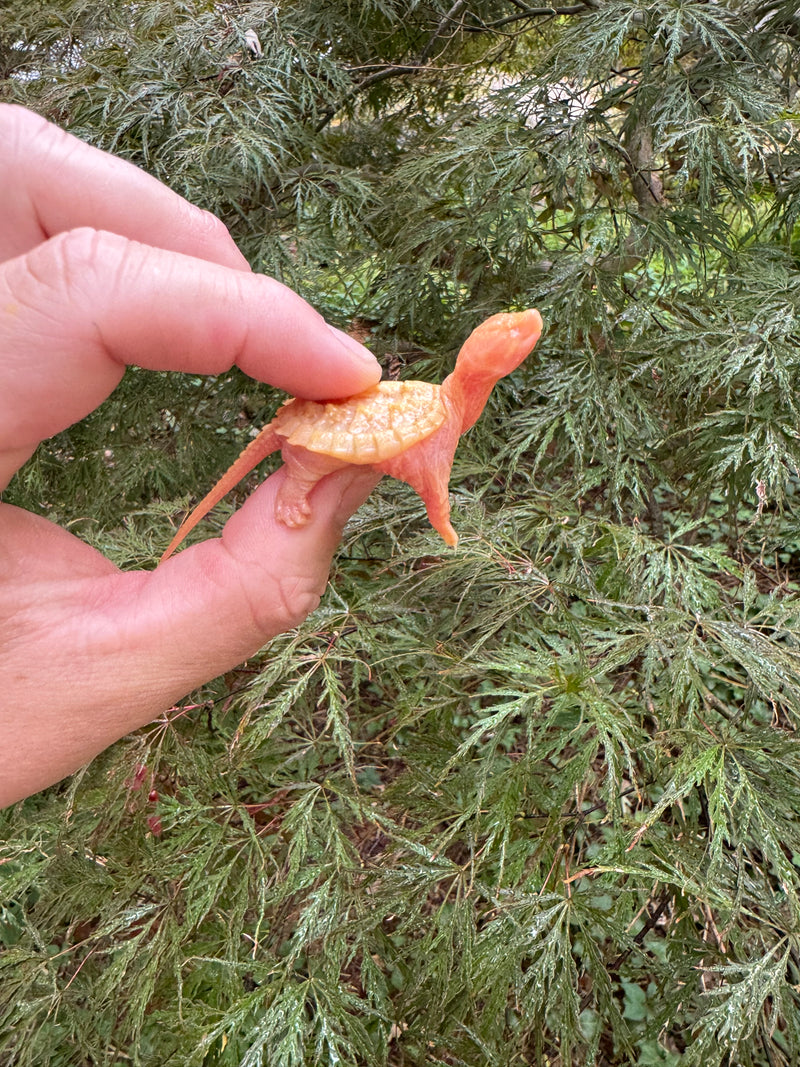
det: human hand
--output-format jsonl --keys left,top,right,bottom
{"left": 0, "top": 104, "right": 382, "bottom": 807}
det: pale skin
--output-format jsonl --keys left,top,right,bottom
{"left": 0, "top": 104, "right": 383, "bottom": 808}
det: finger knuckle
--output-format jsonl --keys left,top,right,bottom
{"left": 23, "top": 227, "right": 129, "bottom": 299}
{"left": 253, "top": 572, "right": 324, "bottom": 636}
{"left": 0, "top": 103, "right": 50, "bottom": 143}
{"left": 194, "top": 206, "right": 235, "bottom": 245}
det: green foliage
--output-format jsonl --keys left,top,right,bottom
{"left": 5, "top": 0, "right": 800, "bottom": 1063}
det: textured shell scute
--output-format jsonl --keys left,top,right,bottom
{"left": 272, "top": 380, "right": 446, "bottom": 462}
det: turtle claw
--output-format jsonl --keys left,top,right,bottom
{"left": 275, "top": 490, "right": 313, "bottom": 529}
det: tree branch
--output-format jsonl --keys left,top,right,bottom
{"left": 419, "top": 0, "right": 470, "bottom": 63}
{"left": 469, "top": 2, "right": 598, "bottom": 31}
{"left": 313, "top": 0, "right": 596, "bottom": 132}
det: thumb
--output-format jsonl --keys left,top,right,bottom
{"left": 134, "top": 466, "right": 381, "bottom": 684}
{"left": 0, "top": 466, "right": 379, "bottom": 806}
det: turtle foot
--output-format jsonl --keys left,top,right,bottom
{"left": 275, "top": 491, "right": 314, "bottom": 529}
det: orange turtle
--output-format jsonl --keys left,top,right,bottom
{"left": 160, "top": 308, "right": 543, "bottom": 561}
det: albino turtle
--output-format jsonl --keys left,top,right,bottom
{"left": 160, "top": 308, "right": 543, "bottom": 561}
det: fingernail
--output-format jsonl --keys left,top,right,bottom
{"left": 326, "top": 324, "right": 380, "bottom": 368}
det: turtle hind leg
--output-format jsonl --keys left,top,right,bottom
{"left": 275, "top": 443, "right": 353, "bottom": 528}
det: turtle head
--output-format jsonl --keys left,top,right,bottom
{"left": 454, "top": 309, "right": 543, "bottom": 379}
{"left": 446, "top": 309, "right": 543, "bottom": 432}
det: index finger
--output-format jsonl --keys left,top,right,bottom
{"left": 0, "top": 103, "right": 249, "bottom": 271}
{"left": 0, "top": 230, "right": 381, "bottom": 487}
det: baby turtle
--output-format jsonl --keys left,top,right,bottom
{"left": 160, "top": 308, "right": 543, "bottom": 560}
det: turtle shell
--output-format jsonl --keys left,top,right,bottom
{"left": 271, "top": 380, "right": 447, "bottom": 463}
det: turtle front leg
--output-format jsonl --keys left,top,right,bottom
{"left": 376, "top": 419, "right": 461, "bottom": 546}
{"left": 276, "top": 443, "right": 354, "bottom": 528}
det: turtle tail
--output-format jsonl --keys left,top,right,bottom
{"left": 160, "top": 423, "right": 282, "bottom": 562}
